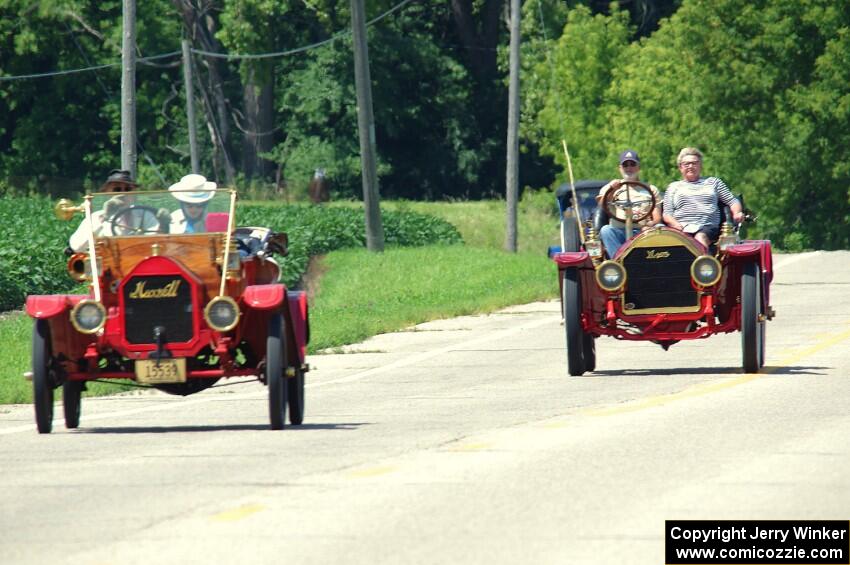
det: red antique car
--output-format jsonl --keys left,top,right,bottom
{"left": 26, "top": 186, "right": 309, "bottom": 432}
{"left": 552, "top": 180, "right": 774, "bottom": 375}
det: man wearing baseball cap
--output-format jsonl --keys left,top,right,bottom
{"left": 595, "top": 149, "right": 662, "bottom": 257}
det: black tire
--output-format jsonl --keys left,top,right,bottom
{"left": 32, "top": 320, "right": 54, "bottom": 434}
{"left": 741, "top": 262, "right": 762, "bottom": 373}
{"left": 288, "top": 368, "right": 305, "bottom": 425}
{"left": 267, "top": 313, "right": 288, "bottom": 430}
{"left": 563, "top": 218, "right": 581, "bottom": 252}
{"left": 582, "top": 333, "right": 596, "bottom": 373}
{"left": 63, "top": 381, "right": 83, "bottom": 429}
{"left": 563, "top": 268, "right": 586, "bottom": 376}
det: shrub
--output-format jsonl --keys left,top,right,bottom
{"left": 0, "top": 197, "right": 462, "bottom": 311}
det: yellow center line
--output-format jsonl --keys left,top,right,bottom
{"left": 210, "top": 503, "right": 265, "bottom": 522}
{"left": 582, "top": 325, "right": 850, "bottom": 418}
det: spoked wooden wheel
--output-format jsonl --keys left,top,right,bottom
{"left": 32, "top": 319, "right": 55, "bottom": 434}
{"left": 267, "top": 313, "right": 288, "bottom": 430}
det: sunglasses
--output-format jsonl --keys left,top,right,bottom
{"left": 680, "top": 160, "right": 701, "bottom": 168}
{"left": 621, "top": 161, "right": 638, "bottom": 167}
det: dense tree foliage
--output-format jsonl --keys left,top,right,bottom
{"left": 526, "top": 0, "right": 849, "bottom": 249}
{"left": 0, "top": 0, "right": 847, "bottom": 249}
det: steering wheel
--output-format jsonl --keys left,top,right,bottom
{"left": 601, "top": 179, "right": 657, "bottom": 223}
{"left": 106, "top": 205, "right": 163, "bottom": 236}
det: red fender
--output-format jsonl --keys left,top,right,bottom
{"left": 242, "top": 284, "right": 285, "bottom": 310}
{"left": 25, "top": 295, "right": 88, "bottom": 319}
{"left": 287, "top": 290, "right": 310, "bottom": 363}
{"left": 553, "top": 251, "right": 592, "bottom": 268}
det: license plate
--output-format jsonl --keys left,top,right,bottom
{"left": 135, "top": 358, "right": 187, "bottom": 384}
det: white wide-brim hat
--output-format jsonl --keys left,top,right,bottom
{"left": 168, "top": 174, "right": 217, "bottom": 204}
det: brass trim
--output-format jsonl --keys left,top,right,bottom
{"left": 690, "top": 255, "right": 722, "bottom": 287}
{"left": 151, "top": 243, "right": 161, "bottom": 256}
{"left": 66, "top": 253, "right": 91, "bottom": 282}
{"left": 204, "top": 295, "right": 240, "bottom": 332}
{"left": 595, "top": 260, "right": 627, "bottom": 292}
{"left": 622, "top": 303, "right": 702, "bottom": 315}
{"left": 623, "top": 229, "right": 703, "bottom": 256}
{"left": 70, "top": 299, "right": 107, "bottom": 334}
{"left": 54, "top": 198, "right": 83, "bottom": 221}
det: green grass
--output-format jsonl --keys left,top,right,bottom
{"left": 333, "top": 189, "right": 561, "bottom": 253}
{"left": 309, "top": 245, "right": 556, "bottom": 351}
{"left": 0, "top": 196, "right": 562, "bottom": 404}
{"left": 0, "top": 312, "right": 140, "bottom": 404}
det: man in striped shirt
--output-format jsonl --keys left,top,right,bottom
{"left": 663, "top": 147, "right": 744, "bottom": 248}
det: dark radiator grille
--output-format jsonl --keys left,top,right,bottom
{"left": 622, "top": 246, "right": 697, "bottom": 310}
{"left": 123, "top": 275, "right": 194, "bottom": 344}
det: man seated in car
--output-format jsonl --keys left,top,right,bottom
{"left": 168, "top": 174, "right": 216, "bottom": 234}
{"left": 596, "top": 150, "right": 662, "bottom": 257}
{"left": 68, "top": 169, "right": 159, "bottom": 252}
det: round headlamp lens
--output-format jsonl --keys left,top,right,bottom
{"left": 691, "top": 256, "right": 722, "bottom": 286}
{"left": 204, "top": 297, "right": 239, "bottom": 331}
{"left": 71, "top": 300, "right": 106, "bottom": 334}
{"left": 596, "top": 261, "right": 626, "bottom": 291}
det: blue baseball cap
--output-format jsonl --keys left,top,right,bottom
{"left": 619, "top": 150, "right": 640, "bottom": 165}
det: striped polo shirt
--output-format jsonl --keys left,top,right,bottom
{"left": 663, "top": 177, "right": 738, "bottom": 233}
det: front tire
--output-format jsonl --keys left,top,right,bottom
{"left": 563, "top": 268, "right": 586, "bottom": 376}
{"left": 563, "top": 218, "right": 581, "bottom": 252}
{"left": 582, "top": 333, "right": 596, "bottom": 373}
{"left": 267, "top": 314, "right": 288, "bottom": 430}
{"left": 32, "top": 320, "right": 54, "bottom": 434}
{"left": 63, "top": 381, "right": 83, "bottom": 429}
{"left": 741, "top": 262, "right": 762, "bottom": 373}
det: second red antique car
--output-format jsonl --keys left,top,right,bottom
{"left": 552, "top": 180, "right": 774, "bottom": 375}
{"left": 26, "top": 184, "right": 309, "bottom": 433}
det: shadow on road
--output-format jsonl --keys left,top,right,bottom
{"left": 588, "top": 365, "right": 828, "bottom": 377}
{"left": 588, "top": 367, "right": 742, "bottom": 377}
{"left": 74, "top": 422, "right": 370, "bottom": 434}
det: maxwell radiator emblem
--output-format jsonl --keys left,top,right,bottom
{"left": 129, "top": 280, "right": 181, "bottom": 299}
{"left": 646, "top": 249, "right": 671, "bottom": 260}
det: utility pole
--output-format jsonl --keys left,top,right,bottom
{"left": 350, "top": 0, "right": 384, "bottom": 252}
{"left": 504, "top": 0, "right": 521, "bottom": 253}
{"left": 182, "top": 39, "right": 200, "bottom": 174}
{"left": 121, "top": 0, "right": 137, "bottom": 179}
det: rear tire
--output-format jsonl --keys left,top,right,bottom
{"left": 63, "top": 381, "right": 83, "bottom": 429}
{"left": 32, "top": 320, "right": 54, "bottom": 434}
{"left": 741, "top": 262, "right": 762, "bottom": 373}
{"left": 288, "top": 367, "right": 305, "bottom": 425}
{"left": 267, "top": 314, "right": 288, "bottom": 430}
{"left": 563, "top": 268, "right": 586, "bottom": 376}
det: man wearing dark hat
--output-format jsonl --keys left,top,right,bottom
{"left": 595, "top": 149, "right": 662, "bottom": 257}
{"left": 68, "top": 169, "right": 157, "bottom": 252}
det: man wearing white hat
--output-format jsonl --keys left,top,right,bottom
{"left": 169, "top": 174, "right": 217, "bottom": 234}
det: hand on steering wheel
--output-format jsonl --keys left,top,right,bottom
{"left": 602, "top": 179, "right": 656, "bottom": 223}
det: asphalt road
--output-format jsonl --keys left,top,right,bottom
{"left": 1, "top": 251, "right": 848, "bottom": 565}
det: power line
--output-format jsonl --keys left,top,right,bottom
{"left": 0, "top": 51, "right": 180, "bottom": 82}
{"left": 0, "top": 0, "right": 418, "bottom": 80}
{"left": 187, "top": 0, "right": 417, "bottom": 60}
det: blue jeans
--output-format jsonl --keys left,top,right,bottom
{"left": 599, "top": 225, "right": 636, "bottom": 258}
